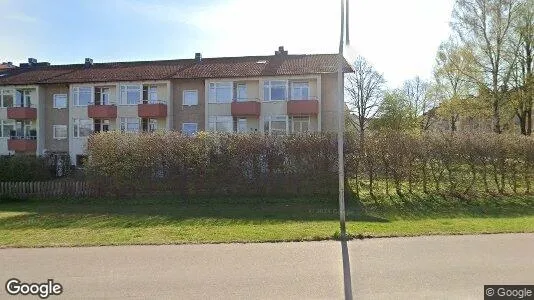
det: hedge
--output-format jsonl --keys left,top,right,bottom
{"left": 86, "top": 131, "right": 534, "bottom": 198}
{"left": 86, "top": 131, "right": 339, "bottom": 197}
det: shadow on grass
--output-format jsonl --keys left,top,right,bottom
{"left": 1, "top": 188, "right": 532, "bottom": 230}
{"left": 0, "top": 194, "right": 389, "bottom": 230}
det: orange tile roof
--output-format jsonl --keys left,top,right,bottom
{"left": 0, "top": 54, "right": 353, "bottom": 85}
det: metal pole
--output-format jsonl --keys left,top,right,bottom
{"left": 338, "top": 0, "right": 346, "bottom": 240}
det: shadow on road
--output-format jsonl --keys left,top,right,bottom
{"left": 340, "top": 239, "right": 354, "bottom": 300}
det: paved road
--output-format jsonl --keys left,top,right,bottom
{"left": 1, "top": 234, "right": 532, "bottom": 299}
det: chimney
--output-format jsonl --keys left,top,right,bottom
{"left": 28, "top": 58, "right": 37, "bottom": 66}
{"left": 195, "top": 53, "right": 202, "bottom": 62}
{"left": 85, "top": 58, "right": 93, "bottom": 68}
{"left": 275, "top": 46, "right": 288, "bottom": 56}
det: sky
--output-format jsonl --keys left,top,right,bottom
{"left": 0, "top": 0, "right": 455, "bottom": 88}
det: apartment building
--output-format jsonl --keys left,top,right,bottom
{"left": 0, "top": 47, "right": 352, "bottom": 165}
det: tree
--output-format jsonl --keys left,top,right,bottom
{"left": 402, "top": 76, "right": 436, "bottom": 130}
{"left": 371, "top": 89, "right": 419, "bottom": 132}
{"left": 433, "top": 40, "right": 477, "bottom": 131}
{"left": 345, "top": 56, "right": 385, "bottom": 140}
{"left": 451, "top": 0, "right": 523, "bottom": 133}
{"left": 509, "top": 0, "right": 533, "bottom": 135}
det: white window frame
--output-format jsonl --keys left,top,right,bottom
{"left": 236, "top": 83, "right": 247, "bottom": 102}
{"left": 236, "top": 118, "right": 248, "bottom": 133}
{"left": 120, "top": 117, "right": 140, "bottom": 133}
{"left": 72, "top": 119, "right": 93, "bottom": 138}
{"left": 52, "top": 125, "right": 68, "bottom": 140}
{"left": 264, "top": 115, "right": 289, "bottom": 134}
{"left": 53, "top": 94, "right": 68, "bottom": 109}
{"left": 142, "top": 85, "right": 158, "bottom": 104}
{"left": 0, "top": 89, "right": 14, "bottom": 108}
{"left": 94, "top": 119, "right": 111, "bottom": 132}
{"left": 0, "top": 120, "right": 15, "bottom": 138}
{"left": 183, "top": 90, "right": 198, "bottom": 106}
{"left": 208, "top": 116, "right": 233, "bottom": 132}
{"left": 182, "top": 123, "right": 198, "bottom": 135}
{"left": 263, "top": 80, "right": 288, "bottom": 102}
{"left": 208, "top": 82, "right": 233, "bottom": 104}
{"left": 291, "top": 82, "right": 310, "bottom": 100}
{"left": 120, "top": 85, "right": 142, "bottom": 105}
{"left": 291, "top": 116, "right": 311, "bottom": 133}
{"left": 72, "top": 87, "right": 93, "bottom": 107}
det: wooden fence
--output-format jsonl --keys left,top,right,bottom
{"left": 0, "top": 181, "right": 93, "bottom": 198}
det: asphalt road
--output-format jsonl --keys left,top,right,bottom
{"left": 1, "top": 234, "right": 532, "bottom": 299}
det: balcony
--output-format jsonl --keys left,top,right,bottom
{"left": 7, "top": 106, "right": 37, "bottom": 120}
{"left": 8, "top": 137, "right": 37, "bottom": 152}
{"left": 231, "top": 99, "right": 261, "bottom": 116}
{"left": 138, "top": 100, "right": 167, "bottom": 118}
{"left": 287, "top": 98, "right": 319, "bottom": 116}
{"left": 88, "top": 103, "right": 117, "bottom": 119}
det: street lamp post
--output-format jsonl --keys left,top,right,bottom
{"left": 338, "top": 0, "right": 347, "bottom": 240}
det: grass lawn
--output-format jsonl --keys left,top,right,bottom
{"left": 1, "top": 193, "right": 534, "bottom": 248}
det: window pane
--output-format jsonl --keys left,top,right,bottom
{"left": 78, "top": 88, "right": 91, "bottom": 106}
{"left": 237, "top": 118, "right": 247, "bottom": 133}
{"left": 271, "top": 86, "right": 286, "bottom": 100}
{"left": 182, "top": 123, "right": 197, "bottom": 136}
{"left": 127, "top": 91, "right": 139, "bottom": 104}
{"left": 2, "top": 122, "right": 14, "bottom": 138}
{"left": 237, "top": 84, "right": 247, "bottom": 100}
{"left": 54, "top": 126, "right": 67, "bottom": 139}
{"left": 54, "top": 95, "right": 67, "bottom": 108}
{"left": 184, "top": 91, "right": 198, "bottom": 105}
{"left": 2, "top": 91, "right": 13, "bottom": 107}
{"left": 15, "top": 91, "right": 23, "bottom": 107}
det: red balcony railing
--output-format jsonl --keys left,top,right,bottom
{"left": 8, "top": 137, "right": 37, "bottom": 152}
{"left": 138, "top": 100, "right": 167, "bottom": 118}
{"left": 7, "top": 106, "right": 37, "bottom": 120}
{"left": 88, "top": 104, "right": 117, "bottom": 119}
{"left": 287, "top": 98, "right": 319, "bottom": 115}
{"left": 231, "top": 99, "right": 261, "bottom": 116}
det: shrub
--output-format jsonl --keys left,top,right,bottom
{"left": 0, "top": 155, "right": 53, "bottom": 182}
{"left": 86, "top": 131, "right": 338, "bottom": 197}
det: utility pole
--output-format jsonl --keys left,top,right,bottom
{"left": 338, "top": 0, "right": 347, "bottom": 240}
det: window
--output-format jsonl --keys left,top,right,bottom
{"left": 263, "top": 81, "right": 287, "bottom": 101}
{"left": 208, "top": 116, "right": 233, "bottom": 132}
{"left": 15, "top": 90, "right": 32, "bottom": 107}
{"left": 53, "top": 125, "right": 68, "bottom": 140}
{"left": 94, "top": 88, "right": 110, "bottom": 105}
{"left": 72, "top": 87, "right": 92, "bottom": 106}
{"left": 53, "top": 94, "right": 68, "bottom": 109}
{"left": 0, "top": 90, "right": 13, "bottom": 108}
{"left": 236, "top": 84, "right": 247, "bottom": 101}
{"left": 291, "top": 116, "right": 310, "bottom": 133}
{"left": 120, "top": 85, "right": 141, "bottom": 105}
{"left": 236, "top": 118, "right": 248, "bottom": 133}
{"left": 183, "top": 90, "right": 198, "bottom": 106}
{"left": 208, "top": 82, "right": 232, "bottom": 103}
{"left": 264, "top": 115, "right": 288, "bottom": 135}
{"left": 291, "top": 82, "right": 309, "bottom": 100}
{"left": 94, "top": 119, "right": 111, "bottom": 133}
{"left": 182, "top": 123, "right": 198, "bottom": 136}
{"left": 0, "top": 120, "right": 15, "bottom": 138}
{"left": 13, "top": 120, "right": 34, "bottom": 138}
{"left": 120, "top": 117, "right": 139, "bottom": 133}
{"left": 141, "top": 118, "right": 157, "bottom": 132}
{"left": 73, "top": 119, "right": 93, "bottom": 138}
{"left": 142, "top": 85, "right": 158, "bottom": 104}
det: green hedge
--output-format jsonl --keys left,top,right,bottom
{"left": 86, "top": 131, "right": 338, "bottom": 197}
{"left": 0, "top": 155, "right": 53, "bottom": 182}
{"left": 86, "top": 131, "right": 534, "bottom": 198}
